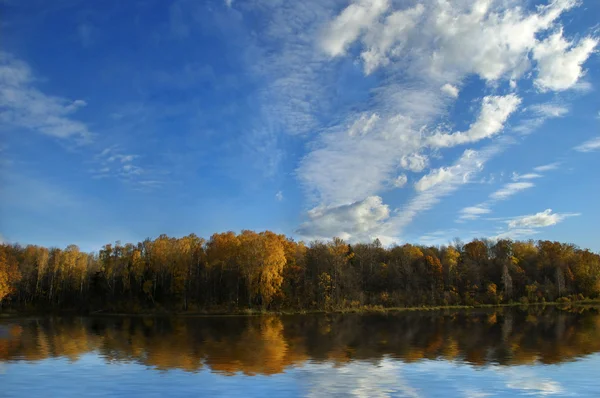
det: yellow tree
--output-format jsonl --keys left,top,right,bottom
{"left": 0, "top": 246, "right": 22, "bottom": 307}
{"left": 257, "top": 231, "right": 286, "bottom": 307}
{"left": 47, "top": 248, "right": 63, "bottom": 303}
{"left": 206, "top": 231, "right": 241, "bottom": 305}
{"left": 442, "top": 246, "right": 460, "bottom": 287}
{"left": 238, "top": 231, "right": 263, "bottom": 306}
{"left": 279, "top": 237, "right": 307, "bottom": 307}
{"left": 238, "top": 231, "right": 286, "bottom": 307}
{"left": 327, "top": 237, "right": 354, "bottom": 305}
{"left": 63, "top": 245, "right": 81, "bottom": 299}
{"left": 172, "top": 235, "right": 202, "bottom": 309}
{"left": 35, "top": 247, "right": 49, "bottom": 297}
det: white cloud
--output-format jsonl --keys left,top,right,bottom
{"left": 297, "top": 195, "right": 395, "bottom": 244}
{"left": 533, "top": 31, "right": 598, "bottom": 92}
{"left": 108, "top": 154, "right": 137, "bottom": 163}
{"left": 392, "top": 144, "right": 506, "bottom": 232}
{"left": 320, "top": 0, "right": 390, "bottom": 58}
{"left": 492, "top": 208, "right": 579, "bottom": 240}
{"left": 224, "top": 0, "right": 233, "bottom": 8}
{"left": 492, "top": 211, "right": 577, "bottom": 239}
{"left": 427, "top": 0, "right": 578, "bottom": 81}
{"left": 347, "top": 113, "right": 380, "bottom": 137}
{"left": 359, "top": 4, "right": 425, "bottom": 74}
{"left": 492, "top": 227, "right": 540, "bottom": 240}
{"left": 534, "top": 162, "right": 561, "bottom": 172}
{"left": 428, "top": 95, "right": 521, "bottom": 148}
{"left": 400, "top": 153, "right": 428, "bottom": 173}
{"left": 417, "top": 228, "right": 468, "bottom": 246}
{"left": 297, "top": 107, "right": 432, "bottom": 205}
{"left": 414, "top": 167, "right": 455, "bottom": 192}
{"left": 490, "top": 182, "right": 535, "bottom": 200}
{"left": 507, "top": 208, "right": 579, "bottom": 229}
{"left": 529, "top": 103, "right": 569, "bottom": 118}
{"left": 512, "top": 172, "right": 542, "bottom": 181}
{"left": 322, "top": 0, "right": 581, "bottom": 81}
{"left": 514, "top": 102, "right": 570, "bottom": 135}
{"left": 296, "top": 0, "right": 594, "bottom": 241}
{"left": 392, "top": 174, "right": 407, "bottom": 188}
{"left": 275, "top": 190, "right": 283, "bottom": 201}
{"left": 458, "top": 160, "right": 558, "bottom": 223}
{"left": 0, "top": 52, "right": 92, "bottom": 141}
{"left": 574, "top": 136, "right": 600, "bottom": 152}
{"left": 92, "top": 146, "right": 162, "bottom": 189}
{"left": 440, "top": 83, "right": 459, "bottom": 98}
{"left": 459, "top": 205, "right": 491, "bottom": 220}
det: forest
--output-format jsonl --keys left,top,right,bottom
{"left": 1, "top": 231, "right": 599, "bottom": 312}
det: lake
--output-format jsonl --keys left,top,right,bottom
{"left": 2, "top": 307, "right": 600, "bottom": 397}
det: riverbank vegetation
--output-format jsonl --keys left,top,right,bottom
{"left": 1, "top": 231, "right": 599, "bottom": 313}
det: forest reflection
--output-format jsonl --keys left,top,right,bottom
{"left": 2, "top": 307, "right": 600, "bottom": 376}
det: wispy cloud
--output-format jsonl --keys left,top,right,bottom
{"left": 514, "top": 102, "right": 570, "bottom": 135}
{"left": 492, "top": 209, "right": 580, "bottom": 240}
{"left": 91, "top": 146, "right": 164, "bottom": 190}
{"left": 490, "top": 182, "right": 535, "bottom": 200}
{"left": 275, "top": 190, "right": 283, "bottom": 201}
{"left": 392, "top": 174, "right": 407, "bottom": 188}
{"left": 512, "top": 172, "right": 543, "bottom": 181}
{"left": 427, "top": 95, "right": 521, "bottom": 148}
{"left": 574, "top": 136, "right": 600, "bottom": 152}
{"left": 0, "top": 52, "right": 92, "bottom": 142}
{"left": 459, "top": 205, "right": 491, "bottom": 221}
{"left": 440, "top": 83, "right": 459, "bottom": 98}
{"left": 507, "top": 208, "right": 579, "bottom": 229}
{"left": 457, "top": 160, "right": 562, "bottom": 222}
{"left": 528, "top": 103, "right": 569, "bottom": 118}
{"left": 392, "top": 143, "right": 510, "bottom": 234}
{"left": 77, "top": 23, "right": 95, "bottom": 48}
{"left": 534, "top": 162, "right": 561, "bottom": 172}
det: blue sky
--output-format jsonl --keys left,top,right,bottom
{"left": 0, "top": 0, "right": 599, "bottom": 252}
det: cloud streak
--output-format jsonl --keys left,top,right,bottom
{"left": 507, "top": 208, "right": 579, "bottom": 229}
{"left": 0, "top": 52, "right": 92, "bottom": 142}
{"left": 574, "top": 136, "right": 600, "bottom": 152}
{"left": 492, "top": 209, "right": 580, "bottom": 240}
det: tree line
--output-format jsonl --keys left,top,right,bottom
{"left": 1, "top": 231, "right": 599, "bottom": 312}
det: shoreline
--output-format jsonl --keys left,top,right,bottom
{"left": 2, "top": 300, "right": 599, "bottom": 318}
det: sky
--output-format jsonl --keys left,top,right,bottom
{"left": 0, "top": 0, "right": 599, "bottom": 252}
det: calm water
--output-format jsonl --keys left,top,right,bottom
{"left": 2, "top": 307, "right": 600, "bottom": 397}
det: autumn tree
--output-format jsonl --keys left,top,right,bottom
{"left": 0, "top": 245, "right": 22, "bottom": 307}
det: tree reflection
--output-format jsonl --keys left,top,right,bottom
{"left": 1, "top": 307, "right": 600, "bottom": 375}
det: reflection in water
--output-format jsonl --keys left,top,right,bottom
{"left": 2, "top": 306, "right": 600, "bottom": 375}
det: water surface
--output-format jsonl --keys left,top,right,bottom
{"left": 2, "top": 307, "right": 600, "bottom": 397}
